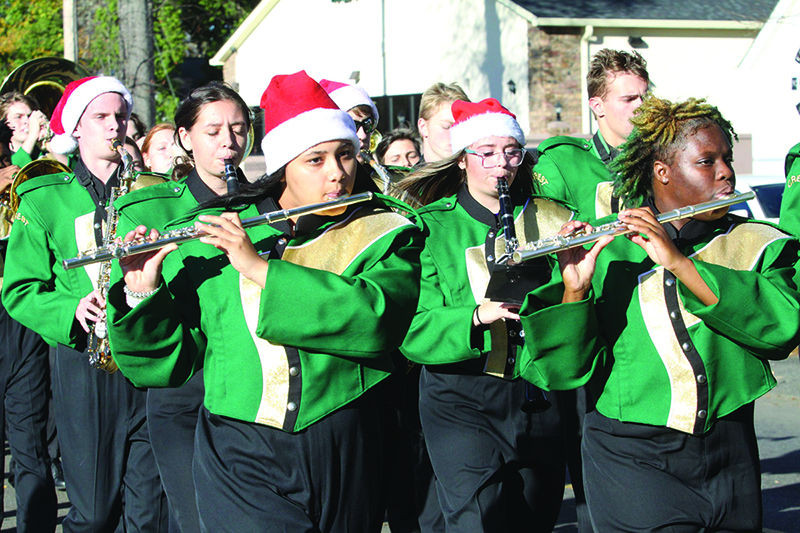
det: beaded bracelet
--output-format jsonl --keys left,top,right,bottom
{"left": 123, "top": 285, "right": 160, "bottom": 308}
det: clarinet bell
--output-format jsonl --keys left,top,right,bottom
{"left": 521, "top": 383, "right": 552, "bottom": 413}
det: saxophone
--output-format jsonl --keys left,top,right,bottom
{"left": 86, "top": 138, "right": 137, "bottom": 373}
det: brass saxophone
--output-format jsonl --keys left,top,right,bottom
{"left": 86, "top": 139, "right": 138, "bottom": 373}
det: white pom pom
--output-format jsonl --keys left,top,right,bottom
{"left": 49, "top": 134, "right": 79, "bottom": 155}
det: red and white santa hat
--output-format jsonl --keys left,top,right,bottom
{"left": 260, "top": 71, "right": 360, "bottom": 175}
{"left": 49, "top": 76, "right": 133, "bottom": 155}
{"left": 318, "top": 79, "right": 379, "bottom": 125}
{"left": 449, "top": 98, "right": 525, "bottom": 155}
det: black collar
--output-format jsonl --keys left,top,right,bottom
{"left": 74, "top": 158, "right": 120, "bottom": 203}
{"left": 185, "top": 168, "right": 248, "bottom": 204}
{"left": 457, "top": 183, "right": 498, "bottom": 228}
{"left": 644, "top": 197, "right": 732, "bottom": 247}
{"left": 593, "top": 132, "right": 619, "bottom": 166}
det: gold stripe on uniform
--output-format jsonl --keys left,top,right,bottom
{"left": 639, "top": 221, "right": 789, "bottom": 433}
{"left": 595, "top": 181, "right": 615, "bottom": 219}
{"left": 75, "top": 211, "right": 101, "bottom": 291}
{"left": 241, "top": 207, "right": 414, "bottom": 429}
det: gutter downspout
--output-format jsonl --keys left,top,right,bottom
{"left": 581, "top": 25, "right": 594, "bottom": 134}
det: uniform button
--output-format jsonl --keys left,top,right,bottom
{"left": 487, "top": 255, "right": 494, "bottom": 262}
{"left": 278, "top": 238, "right": 287, "bottom": 245}
{"left": 670, "top": 310, "right": 679, "bottom": 320}
{"left": 509, "top": 330, "right": 516, "bottom": 337}
{"left": 507, "top": 357, "right": 515, "bottom": 364}
{"left": 287, "top": 402, "right": 297, "bottom": 412}
{"left": 173, "top": 187, "right": 180, "bottom": 193}
{"left": 697, "top": 374, "right": 707, "bottom": 384}
{"left": 682, "top": 342, "right": 692, "bottom": 351}
{"left": 64, "top": 176, "right": 69, "bottom": 181}
{"left": 289, "top": 366, "right": 299, "bottom": 377}
{"left": 445, "top": 203, "right": 452, "bottom": 208}
{"left": 519, "top": 329, "right": 525, "bottom": 338}
{"left": 665, "top": 278, "right": 675, "bottom": 287}
{"left": 94, "top": 223, "right": 101, "bottom": 229}
{"left": 697, "top": 410, "right": 707, "bottom": 419}
{"left": 488, "top": 231, "right": 495, "bottom": 238}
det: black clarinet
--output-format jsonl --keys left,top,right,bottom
{"left": 496, "top": 176, "right": 518, "bottom": 265}
{"left": 495, "top": 177, "right": 551, "bottom": 414}
{"left": 224, "top": 158, "right": 239, "bottom": 195}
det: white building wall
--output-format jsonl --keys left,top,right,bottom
{"left": 234, "top": 0, "right": 531, "bottom": 132}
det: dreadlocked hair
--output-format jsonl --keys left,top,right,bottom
{"left": 397, "top": 150, "right": 536, "bottom": 206}
{"left": 611, "top": 95, "right": 737, "bottom": 208}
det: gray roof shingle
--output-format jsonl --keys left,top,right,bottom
{"left": 512, "top": 0, "right": 779, "bottom": 22}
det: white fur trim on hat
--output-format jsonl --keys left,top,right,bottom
{"left": 260, "top": 108, "right": 360, "bottom": 176}
{"left": 327, "top": 85, "right": 379, "bottom": 124}
{"left": 450, "top": 113, "right": 525, "bottom": 155}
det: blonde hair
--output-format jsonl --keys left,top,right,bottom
{"left": 418, "top": 82, "right": 469, "bottom": 121}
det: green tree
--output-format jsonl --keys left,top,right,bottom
{"left": 0, "top": 0, "right": 63, "bottom": 74}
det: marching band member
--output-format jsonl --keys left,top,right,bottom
{"left": 520, "top": 96, "right": 800, "bottom": 531}
{"left": 107, "top": 70, "right": 422, "bottom": 531}
{"left": 1, "top": 77, "right": 166, "bottom": 532}
{"left": 141, "top": 122, "right": 176, "bottom": 174}
{"left": 111, "top": 82, "right": 252, "bottom": 533}
{"left": 398, "top": 98, "right": 570, "bottom": 532}
{"left": 416, "top": 83, "right": 469, "bottom": 165}
{"left": 0, "top": 92, "right": 48, "bottom": 168}
{"left": 319, "top": 78, "right": 380, "bottom": 162}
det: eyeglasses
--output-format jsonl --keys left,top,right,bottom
{"left": 464, "top": 148, "right": 525, "bottom": 168}
{"left": 353, "top": 117, "right": 377, "bottom": 135}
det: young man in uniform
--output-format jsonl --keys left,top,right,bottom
{"left": 535, "top": 49, "right": 649, "bottom": 219}
{"left": 0, "top": 92, "right": 48, "bottom": 168}
{"left": 532, "top": 49, "right": 649, "bottom": 533}
{"left": 1, "top": 77, "right": 166, "bottom": 532}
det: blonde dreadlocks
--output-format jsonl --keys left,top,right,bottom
{"left": 611, "top": 96, "right": 737, "bottom": 207}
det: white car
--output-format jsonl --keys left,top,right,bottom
{"left": 728, "top": 175, "right": 784, "bottom": 224}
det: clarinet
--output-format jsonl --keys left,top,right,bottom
{"left": 224, "top": 158, "right": 239, "bottom": 194}
{"left": 494, "top": 177, "right": 551, "bottom": 413}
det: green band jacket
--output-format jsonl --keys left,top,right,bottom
{"left": 400, "top": 184, "right": 573, "bottom": 377}
{"left": 2, "top": 169, "right": 111, "bottom": 347}
{"left": 108, "top": 193, "right": 423, "bottom": 432}
{"left": 519, "top": 210, "right": 800, "bottom": 435}
{"left": 779, "top": 141, "right": 800, "bottom": 236}
{"left": 534, "top": 132, "right": 618, "bottom": 220}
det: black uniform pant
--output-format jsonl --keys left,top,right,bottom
{"left": 0, "top": 302, "right": 57, "bottom": 532}
{"left": 193, "top": 388, "right": 387, "bottom": 533}
{"left": 419, "top": 368, "right": 565, "bottom": 532}
{"left": 54, "top": 344, "right": 168, "bottom": 533}
{"left": 147, "top": 370, "right": 204, "bottom": 533}
{"left": 582, "top": 405, "right": 762, "bottom": 532}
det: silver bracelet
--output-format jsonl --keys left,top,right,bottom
{"left": 123, "top": 285, "right": 160, "bottom": 299}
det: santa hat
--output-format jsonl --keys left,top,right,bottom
{"left": 260, "top": 71, "right": 360, "bottom": 175}
{"left": 318, "top": 79, "right": 379, "bottom": 125}
{"left": 49, "top": 76, "right": 133, "bottom": 155}
{"left": 449, "top": 98, "right": 525, "bottom": 154}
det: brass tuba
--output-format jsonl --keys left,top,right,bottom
{"left": 1, "top": 57, "right": 91, "bottom": 119}
{"left": 0, "top": 159, "right": 71, "bottom": 239}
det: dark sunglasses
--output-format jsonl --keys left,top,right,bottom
{"left": 353, "top": 117, "right": 377, "bottom": 134}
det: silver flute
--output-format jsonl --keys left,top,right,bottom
{"left": 62, "top": 192, "right": 374, "bottom": 270}
{"left": 511, "top": 192, "right": 754, "bottom": 263}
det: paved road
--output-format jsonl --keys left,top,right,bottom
{"left": 3, "top": 355, "right": 799, "bottom": 532}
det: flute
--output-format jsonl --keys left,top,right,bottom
{"left": 62, "top": 192, "right": 374, "bottom": 270}
{"left": 512, "top": 192, "right": 754, "bottom": 263}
